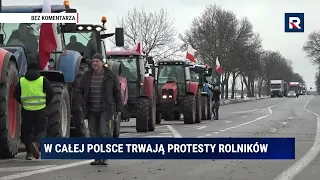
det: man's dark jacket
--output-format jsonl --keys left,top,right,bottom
{"left": 208, "top": 86, "right": 221, "bottom": 103}
{"left": 13, "top": 69, "right": 54, "bottom": 110}
{"left": 76, "top": 66, "right": 123, "bottom": 119}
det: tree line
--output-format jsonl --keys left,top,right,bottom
{"left": 113, "top": 4, "right": 305, "bottom": 98}
{"left": 303, "top": 31, "right": 320, "bottom": 94}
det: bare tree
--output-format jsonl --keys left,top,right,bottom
{"left": 303, "top": 31, "right": 320, "bottom": 65}
{"left": 114, "top": 8, "right": 182, "bottom": 61}
{"left": 179, "top": 4, "right": 240, "bottom": 98}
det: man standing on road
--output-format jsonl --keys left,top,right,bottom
{"left": 13, "top": 61, "right": 54, "bottom": 160}
{"left": 209, "top": 84, "right": 221, "bottom": 120}
{"left": 77, "top": 53, "right": 123, "bottom": 166}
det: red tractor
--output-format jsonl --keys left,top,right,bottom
{"left": 105, "top": 50, "right": 156, "bottom": 133}
{"left": 155, "top": 60, "right": 204, "bottom": 124}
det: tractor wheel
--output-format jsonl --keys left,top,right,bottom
{"left": 201, "top": 96, "right": 208, "bottom": 120}
{"left": 0, "top": 60, "right": 21, "bottom": 158}
{"left": 113, "top": 113, "right": 121, "bottom": 138}
{"left": 45, "top": 83, "right": 71, "bottom": 138}
{"left": 155, "top": 111, "right": 161, "bottom": 124}
{"left": 207, "top": 97, "right": 213, "bottom": 120}
{"left": 183, "top": 95, "right": 196, "bottom": 124}
{"left": 195, "top": 89, "right": 202, "bottom": 123}
{"left": 70, "top": 110, "right": 85, "bottom": 137}
{"left": 136, "top": 97, "right": 149, "bottom": 132}
{"left": 148, "top": 89, "right": 156, "bottom": 131}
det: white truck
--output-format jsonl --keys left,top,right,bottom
{"left": 270, "top": 80, "right": 285, "bottom": 97}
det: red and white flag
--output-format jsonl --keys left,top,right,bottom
{"left": 133, "top": 36, "right": 142, "bottom": 54}
{"left": 215, "top": 56, "right": 223, "bottom": 73}
{"left": 39, "top": 0, "right": 57, "bottom": 70}
{"left": 186, "top": 44, "right": 196, "bottom": 62}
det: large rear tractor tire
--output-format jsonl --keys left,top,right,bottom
{"left": 136, "top": 97, "right": 149, "bottom": 132}
{"left": 148, "top": 89, "right": 156, "bottom": 131}
{"left": 183, "top": 95, "right": 196, "bottom": 124}
{"left": 45, "top": 83, "right": 71, "bottom": 138}
{"left": 0, "top": 61, "right": 21, "bottom": 158}
{"left": 195, "top": 89, "right": 202, "bottom": 123}
{"left": 201, "top": 96, "right": 208, "bottom": 120}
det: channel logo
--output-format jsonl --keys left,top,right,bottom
{"left": 284, "top": 13, "right": 304, "bottom": 33}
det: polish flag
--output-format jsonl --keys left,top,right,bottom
{"left": 186, "top": 44, "right": 196, "bottom": 62}
{"left": 133, "top": 37, "right": 142, "bottom": 54}
{"left": 215, "top": 56, "right": 223, "bottom": 73}
{"left": 39, "top": 0, "right": 57, "bottom": 70}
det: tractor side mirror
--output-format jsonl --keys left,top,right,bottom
{"left": 0, "top": 34, "right": 3, "bottom": 45}
{"left": 205, "top": 68, "right": 212, "bottom": 76}
{"left": 115, "top": 28, "right": 124, "bottom": 47}
{"left": 147, "top": 57, "right": 154, "bottom": 64}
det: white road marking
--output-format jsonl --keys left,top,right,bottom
{"left": 225, "top": 121, "right": 231, "bottom": 123}
{"left": 166, "top": 125, "right": 182, "bottom": 138}
{"left": 213, "top": 132, "right": 219, "bottom": 134}
{"left": 160, "top": 132, "right": 171, "bottom": 135}
{"left": 274, "top": 96, "right": 319, "bottom": 180}
{"left": 197, "top": 134, "right": 212, "bottom": 138}
{"left": 196, "top": 126, "right": 207, "bottom": 130}
{"left": 184, "top": 125, "right": 191, "bottom": 128}
{"left": 282, "top": 122, "right": 288, "bottom": 125}
{"left": 145, "top": 135, "right": 172, "bottom": 137}
{"left": 0, "top": 165, "right": 56, "bottom": 172}
{"left": 0, "top": 160, "right": 93, "bottom": 180}
{"left": 216, "top": 105, "right": 275, "bottom": 133}
{"left": 270, "top": 128, "right": 277, "bottom": 133}
{"left": 241, "top": 116, "right": 247, "bottom": 118}
{"left": 288, "top": 117, "right": 293, "bottom": 120}
{"left": 231, "top": 108, "right": 261, "bottom": 114}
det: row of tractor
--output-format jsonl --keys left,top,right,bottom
{"left": 0, "top": 1, "right": 215, "bottom": 159}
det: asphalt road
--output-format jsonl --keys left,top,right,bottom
{"left": 1, "top": 95, "right": 320, "bottom": 180}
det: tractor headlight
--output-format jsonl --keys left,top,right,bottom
{"left": 162, "top": 89, "right": 173, "bottom": 99}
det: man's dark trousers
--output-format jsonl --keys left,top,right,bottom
{"left": 88, "top": 111, "right": 114, "bottom": 138}
{"left": 20, "top": 108, "right": 48, "bottom": 154}
{"left": 212, "top": 101, "right": 220, "bottom": 120}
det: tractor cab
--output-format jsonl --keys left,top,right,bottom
{"left": 156, "top": 60, "right": 192, "bottom": 98}
{"left": 62, "top": 16, "right": 124, "bottom": 61}
{"left": 0, "top": 1, "right": 77, "bottom": 76}
{"left": 189, "top": 64, "right": 212, "bottom": 86}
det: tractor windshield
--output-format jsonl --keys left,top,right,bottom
{"left": 190, "top": 70, "right": 199, "bottom": 82}
{"left": 1, "top": 23, "right": 40, "bottom": 55}
{"left": 157, "top": 64, "right": 185, "bottom": 84}
{"left": 112, "top": 56, "right": 138, "bottom": 81}
{"left": 64, "top": 32, "right": 94, "bottom": 58}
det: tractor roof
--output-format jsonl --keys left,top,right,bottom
{"left": 106, "top": 49, "right": 142, "bottom": 56}
{"left": 2, "top": 5, "right": 67, "bottom": 13}
{"left": 158, "top": 60, "right": 187, "bottom": 65}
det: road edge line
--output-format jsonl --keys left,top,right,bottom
{"left": 274, "top": 96, "right": 320, "bottom": 180}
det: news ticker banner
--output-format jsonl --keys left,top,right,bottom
{"left": 0, "top": 13, "right": 78, "bottom": 23}
{"left": 41, "top": 138, "right": 295, "bottom": 160}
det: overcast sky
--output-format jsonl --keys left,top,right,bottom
{"left": 4, "top": 0, "right": 319, "bottom": 89}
